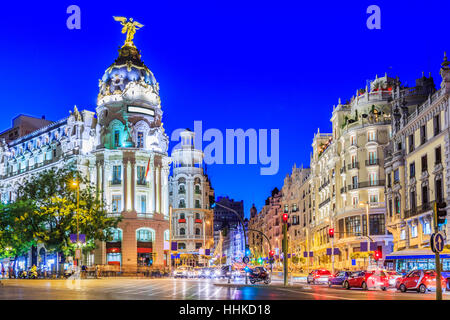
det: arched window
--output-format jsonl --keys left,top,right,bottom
{"left": 179, "top": 199, "right": 186, "bottom": 208}
{"left": 195, "top": 228, "right": 200, "bottom": 235}
{"left": 180, "top": 213, "right": 185, "bottom": 219}
{"left": 136, "top": 228, "right": 155, "bottom": 242}
{"left": 107, "top": 228, "right": 122, "bottom": 242}
{"left": 180, "top": 228, "right": 185, "bottom": 235}
{"left": 195, "top": 212, "right": 200, "bottom": 220}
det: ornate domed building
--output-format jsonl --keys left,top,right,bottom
{"left": 0, "top": 17, "right": 210, "bottom": 272}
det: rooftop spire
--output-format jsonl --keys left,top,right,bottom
{"left": 442, "top": 51, "right": 450, "bottom": 68}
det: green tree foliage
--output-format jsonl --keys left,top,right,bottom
{"left": 0, "top": 165, "right": 121, "bottom": 258}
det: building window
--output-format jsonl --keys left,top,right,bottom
{"left": 423, "top": 221, "right": 431, "bottom": 235}
{"left": 350, "top": 135, "right": 356, "bottom": 146}
{"left": 284, "top": 204, "right": 288, "bottom": 213}
{"left": 179, "top": 199, "right": 186, "bottom": 208}
{"left": 436, "top": 179, "right": 443, "bottom": 203}
{"left": 180, "top": 228, "right": 185, "bottom": 236}
{"left": 178, "top": 243, "right": 186, "bottom": 250}
{"left": 195, "top": 200, "right": 201, "bottom": 208}
{"left": 137, "top": 166, "right": 146, "bottom": 185}
{"left": 112, "top": 195, "right": 121, "bottom": 212}
{"left": 195, "top": 228, "right": 201, "bottom": 236}
{"left": 352, "top": 196, "right": 358, "bottom": 206}
{"left": 421, "top": 155, "right": 427, "bottom": 172}
{"left": 400, "top": 229, "right": 406, "bottom": 240}
{"left": 109, "top": 228, "right": 122, "bottom": 241}
{"left": 368, "top": 131, "right": 376, "bottom": 142}
{"left": 420, "top": 125, "right": 427, "bottom": 145}
{"left": 113, "top": 165, "right": 122, "bottom": 184}
{"left": 368, "top": 151, "right": 377, "bottom": 164}
{"left": 409, "top": 162, "right": 415, "bottom": 178}
{"left": 137, "top": 132, "right": 144, "bottom": 148}
{"left": 345, "top": 216, "right": 361, "bottom": 236}
{"left": 435, "top": 146, "right": 442, "bottom": 164}
{"left": 352, "top": 176, "right": 358, "bottom": 188}
{"left": 422, "top": 185, "right": 428, "bottom": 205}
{"left": 411, "top": 224, "right": 418, "bottom": 238}
{"left": 369, "top": 194, "right": 378, "bottom": 203}
{"left": 137, "top": 229, "right": 154, "bottom": 242}
{"left": 164, "top": 230, "right": 170, "bottom": 241}
{"left": 410, "top": 191, "right": 416, "bottom": 211}
{"left": 195, "top": 243, "right": 202, "bottom": 249}
{"left": 140, "top": 195, "right": 147, "bottom": 213}
{"left": 393, "top": 169, "right": 399, "bottom": 183}
{"left": 394, "top": 196, "right": 400, "bottom": 215}
{"left": 408, "top": 134, "right": 414, "bottom": 153}
{"left": 363, "top": 213, "right": 385, "bottom": 235}
{"left": 114, "top": 130, "right": 120, "bottom": 148}
{"left": 388, "top": 199, "right": 393, "bottom": 217}
{"left": 369, "top": 173, "right": 377, "bottom": 186}
{"left": 434, "top": 114, "right": 440, "bottom": 136}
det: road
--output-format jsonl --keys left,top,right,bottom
{"left": 1, "top": 277, "right": 449, "bottom": 300}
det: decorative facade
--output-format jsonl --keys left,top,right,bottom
{"left": 169, "top": 129, "right": 215, "bottom": 266}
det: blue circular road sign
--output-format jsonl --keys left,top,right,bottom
{"left": 243, "top": 256, "right": 249, "bottom": 264}
{"left": 431, "top": 233, "right": 445, "bottom": 253}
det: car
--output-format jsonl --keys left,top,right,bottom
{"left": 396, "top": 269, "right": 447, "bottom": 293}
{"left": 174, "top": 267, "right": 189, "bottom": 278}
{"left": 307, "top": 269, "right": 332, "bottom": 284}
{"left": 199, "top": 268, "right": 212, "bottom": 279}
{"left": 343, "top": 270, "right": 389, "bottom": 290}
{"left": 386, "top": 270, "right": 403, "bottom": 288}
{"left": 328, "top": 271, "right": 352, "bottom": 287}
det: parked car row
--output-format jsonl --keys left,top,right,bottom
{"left": 307, "top": 268, "right": 448, "bottom": 293}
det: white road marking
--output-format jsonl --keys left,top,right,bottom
{"left": 276, "top": 287, "right": 355, "bottom": 300}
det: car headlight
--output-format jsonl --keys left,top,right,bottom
{"left": 205, "top": 271, "right": 210, "bottom": 275}
{"left": 215, "top": 270, "right": 221, "bottom": 275}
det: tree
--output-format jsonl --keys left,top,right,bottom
{"left": 0, "top": 165, "right": 121, "bottom": 265}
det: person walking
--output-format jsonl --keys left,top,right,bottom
{"left": 1, "top": 264, "right": 5, "bottom": 279}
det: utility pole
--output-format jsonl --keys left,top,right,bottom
{"left": 433, "top": 202, "right": 442, "bottom": 301}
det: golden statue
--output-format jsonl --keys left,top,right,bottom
{"left": 113, "top": 16, "right": 144, "bottom": 47}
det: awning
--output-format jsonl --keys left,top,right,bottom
{"left": 137, "top": 248, "right": 152, "bottom": 253}
{"left": 385, "top": 248, "right": 450, "bottom": 260}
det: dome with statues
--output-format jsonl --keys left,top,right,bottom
{"left": 97, "top": 17, "right": 161, "bottom": 108}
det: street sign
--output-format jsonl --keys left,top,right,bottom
{"left": 243, "top": 256, "right": 249, "bottom": 264}
{"left": 351, "top": 259, "right": 356, "bottom": 266}
{"left": 431, "top": 232, "right": 445, "bottom": 253}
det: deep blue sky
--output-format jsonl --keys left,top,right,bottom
{"left": 2, "top": 1, "right": 449, "bottom": 217}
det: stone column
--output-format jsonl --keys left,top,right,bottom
{"left": 156, "top": 166, "right": 161, "bottom": 213}
{"left": 121, "top": 223, "right": 137, "bottom": 271}
{"left": 130, "top": 159, "right": 136, "bottom": 212}
{"left": 151, "top": 162, "right": 156, "bottom": 213}
{"left": 123, "top": 157, "right": 128, "bottom": 212}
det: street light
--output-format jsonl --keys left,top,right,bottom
{"left": 360, "top": 201, "right": 371, "bottom": 269}
{"left": 71, "top": 179, "right": 80, "bottom": 273}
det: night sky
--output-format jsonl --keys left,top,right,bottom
{"left": 2, "top": 0, "right": 449, "bottom": 217}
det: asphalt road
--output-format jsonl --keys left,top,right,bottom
{"left": 0, "top": 278, "right": 448, "bottom": 300}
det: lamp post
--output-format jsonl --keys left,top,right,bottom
{"left": 360, "top": 201, "right": 370, "bottom": 269}
{"left": 169, "top": 205, "right": 172, "bottom": 275}
{"left": 71, "top": 179, "right": 81, "bottom": 273}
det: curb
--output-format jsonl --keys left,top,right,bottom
{"left": 214, "top": 283, "right": 305, "bottom": 289}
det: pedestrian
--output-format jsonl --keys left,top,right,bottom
{"left": 1, "top": 264, "right": 5, "bottom": 279}
{"left": 95, "top": 265, "right": 100, "bottom": 279}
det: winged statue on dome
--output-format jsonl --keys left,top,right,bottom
{"left": 113, "top": 16, "right": 144, "bottom": 47}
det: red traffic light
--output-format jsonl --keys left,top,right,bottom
{"left": 282, "top": 213, "right": 288, "bottom": 223}
{"left": 373, "top": 250, "right": 382, "bottom": 261}
{"left": 269, "top": 250, "right": 275, "bottom": 257}
{"left": 328, "top": 228, "right": 334, "bottom": 238}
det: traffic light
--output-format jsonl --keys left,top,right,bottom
{"left": 373, "top": 250, "right": 382, "bottom": 261}
{"left": 437, "top": 202, "right": 447, "bottom": 225}
{"left": 245, "top": 245, "right": 251, "bottom": 257}
{"left": 282, "top": 213, "right": 288, "bottom": 223}
{"left": 328, "top": 228, "right": 335, "bottom": 238}
{"left": 269, "top": 250, "right": 275, "bottom": 257}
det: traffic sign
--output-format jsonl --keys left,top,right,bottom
{"left": 243, "top": 256, "right": 249, "bottom": 264}
{"left": 431, "top": 233, "right": 445, "bottom": 253}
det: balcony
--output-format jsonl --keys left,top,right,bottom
{"left": 347, "top": 180, "right": 385, "bottom": 191}
{"left": 340, "top": 186, "right": 347, "bottom": 193}
{"left": 348, "top": 162, "right": 359, "bottom": 170}
{"left": 365, "top": 159, "right": 380, "bottom": 166}
{"left": 319, "top": 198, "right": 331, "bottom": 209}
{"left": 110, "top": 180, "right": 122, "bottom": 186}
{"left": 404, "top": 201, "right": 434, "bottom": 219}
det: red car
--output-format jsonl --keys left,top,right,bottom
{"left": 307, "top": 269, "right": 332, "bottom": 284}
{"left": 343, "top": 270, "right": 389, "bottom": 290}
{"left": 396, "top": 269, "right": 447, "bottom": 293}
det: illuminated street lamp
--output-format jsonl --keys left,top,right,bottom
{"left": 71, "top": 179, "right": 81, "bottom": 272}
